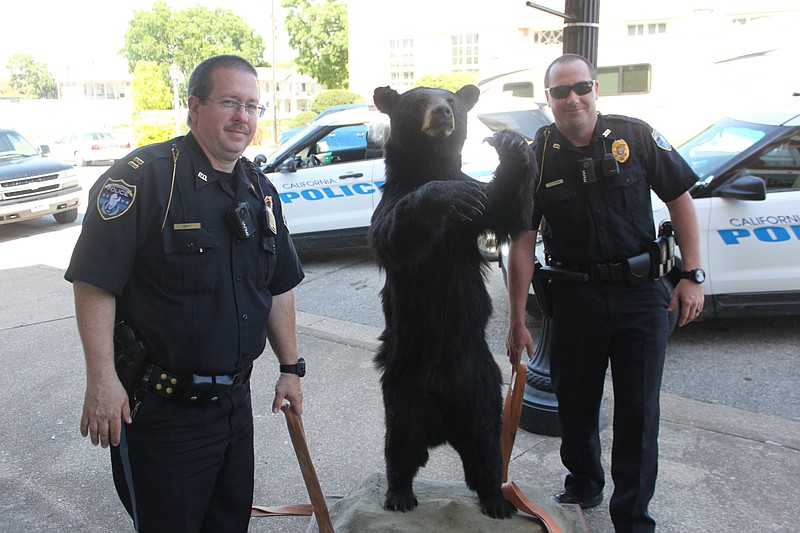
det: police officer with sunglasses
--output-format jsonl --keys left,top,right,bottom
{"left": 506, "top": 54, "right": 704, "bottom": 533}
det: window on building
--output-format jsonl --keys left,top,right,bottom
{"left": 628, "top": 22, "right": 666, "bottom": 36}
{"left": 451, "top": 33, "right": 479, "bottom": 74}
{"left": 390, "top": 38, "right": 415, "bottom": 88}
{"left": 597, "top": 64, "right": 651, "bottom": 96}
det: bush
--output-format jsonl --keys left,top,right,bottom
{"left": 415, "top": 73, "right": 480, "bottom": 93}
{"left": 311, "top": 90, "right": 364, "bottom": 114}
{"left": 133, "top": 119, "right": 178, "bottom": 146}
{"left": 288, "top": 110, "right": 316, "bottom": 129}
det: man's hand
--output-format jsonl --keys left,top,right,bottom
{"left": 272, "top": 373, "right": 303, "bottom": 416}
{"left": 668, "top": 279, "right": 705, "bottom": 327}
{"left": 80, "top": 375, "right": 131, "bottom": 448}
{"left": 506, "top": 321, "right": 533, "bottom": 368}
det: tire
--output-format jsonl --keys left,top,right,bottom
{"left": 54, "top": 208, "right": 78, "bottom": 224}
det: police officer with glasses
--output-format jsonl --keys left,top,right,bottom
{"left": 506, "top": 53, "right": 704, "bottom": 533}
{"left": 66, "top": 54, "right": 305, "bottom": 532}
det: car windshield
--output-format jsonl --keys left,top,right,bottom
{"left": 676, "top": 118, "right": 778, "bottom": 180}
{"left": 0, "top": 130, "right": 39, "bottom": 159}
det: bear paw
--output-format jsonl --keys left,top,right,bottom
{"left": 486, "top": 129, "right": 533, "bottom": 166}
{"left": 480, "top": 493, "right": 518, "bottom": 519}
{"left": 384, "top": 489, "right": 419, "bottom": 512}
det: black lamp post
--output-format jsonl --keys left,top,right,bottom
{"left": 519, "top": 0, "right": 599, "bottom": 437}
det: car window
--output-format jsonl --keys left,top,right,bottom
{"left": 742, "top": 134, "right": 800, "bottom": 192}
{"left": 0, "top": 130, "right": 38, "bottom": 157}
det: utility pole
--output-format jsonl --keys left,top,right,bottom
{"left": 526, "top": 0, "right": 600, "bottom": 67}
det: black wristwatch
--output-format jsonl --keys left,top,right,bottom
{"left": 280, "top": 358, "right": 306, "bottom": 377}
{"left": 680, "top": 268, "right": 706, "bottom": 284}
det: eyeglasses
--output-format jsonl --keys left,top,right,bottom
{"left": 198, "top": 96, "right": 266, "bottom": 118}
{"left": 545, "top": 80, "right": 597, "bottom": 100}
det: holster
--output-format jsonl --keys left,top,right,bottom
{"left": 113, "top": 320, "right": 149, "bottom": 396}
{"left": 531, "top": 260, "right": 554, "bottom": 318}
{"left": 624, "top": 252, "right": 652, "bottom": 286}
{"left": 648, "top": 221, "right": 676, "bottom": 280}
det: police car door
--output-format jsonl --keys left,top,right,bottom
{"left": 268, "top": 123, "right": 382, "bottom": 237}
{"left": 703, "top": 131, "right": 800, "bottom": 299}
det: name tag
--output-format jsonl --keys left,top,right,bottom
{"left": 545, "top": 179, "right": 564, "bottom": 188}
{"left": 174, "top": 223, "right": 201, "bottom": 230}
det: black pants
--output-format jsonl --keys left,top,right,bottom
{"left": 111, "top": 383, "right": 254, "bottom": 533}
{"left": 550, "top": 279, "right": 669, "bottom": 533}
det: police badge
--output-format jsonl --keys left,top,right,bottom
{"left": 97, "top": 178, "right": 136, "bottom": 220}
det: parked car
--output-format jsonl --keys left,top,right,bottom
{"left": 50, "top": 131, "right": 130, "bottom": 166}
{"left": 253, "top": 106, "right": 515, "bottom": 251}
{"left": 0, "top": 128, "right": 81, "bottom": 225}
{"left": 499, "top": 97, "right": 800, "bottom": 320}
{"left": 278, "top": 104, "right": 369, "bottom": 146}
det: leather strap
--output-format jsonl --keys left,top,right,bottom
{"left": 501, "top": 362, "right": 563, "bottom": 533}
{"left": 250, "top": 503, "right": 313, "bottom": 517}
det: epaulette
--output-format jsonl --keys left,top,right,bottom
{"left": 119, "top": 141, "right": 179, "bottom": 173}
{"left": 603, "top": 114, "right": 651, "bottom": 130}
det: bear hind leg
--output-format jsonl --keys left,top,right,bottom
{"left": 452, "top": 432, "right": 517, "bottom": 519}
{"left": 383, "top": 426, "right": 430, "bottom": 512}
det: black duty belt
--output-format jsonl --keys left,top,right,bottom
{"left": 142, "top": 363, "right": 253, "bottom": 404}
{"left": 547, "top": 258, "right": 627, "bottom": 283}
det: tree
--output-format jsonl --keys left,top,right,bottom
{"left": 310, "top": 89, "right": 363, "bottom": 114}
{"left": 132, "top": 62, "right": 172, "bottom": 112}
{"left": 120, "top": 1, "right": 266, "bottom": 84}
{"left": 5, "top": 54, "right": 57, "bottom": 99}
{"left": 282, "top": 0, "right": 348, "bottom": 89}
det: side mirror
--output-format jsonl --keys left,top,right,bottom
{"left": 39, "top": 144, "right": 51, "bottom": 155}
{"left": 253, "top": 154, "right": 266, "bottom": 166}
{"left": 715, "top": 173, "right": 766, "bottom": 201}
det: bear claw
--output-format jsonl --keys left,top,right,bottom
{"left": 384, "top": 490, "right": 418, "bottom": 512}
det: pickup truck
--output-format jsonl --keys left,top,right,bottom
{"left": 0, "top": 127, "right": 81, "bottom": 225}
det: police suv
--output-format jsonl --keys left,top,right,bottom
{"left": 254, "top": 106, "right": 508, "bottom": 251}
{"left": 500, "top": 97, "right": 800, "bottom": 321}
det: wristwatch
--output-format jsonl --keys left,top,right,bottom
{"left": 680, "top": 268, "right": 706, "bottom": 284}
{"left": 280, "top": 358, "right": 306, "bottom": 377}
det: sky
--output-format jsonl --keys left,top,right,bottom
{"left": 1, "top": 0, "right": 290, "bottom": 76}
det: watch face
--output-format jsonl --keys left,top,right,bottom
{"left": 694, "top": 269, "right": 706, "bottom": 283}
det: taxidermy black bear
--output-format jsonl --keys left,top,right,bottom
{"left": 368, "top": 84, "right": 536, "bottom": 518}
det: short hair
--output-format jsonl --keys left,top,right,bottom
{"left": 544, "top": 54, "right": 597, "bottom": 88}
{"left": 186, "top": 55, "right": 259, "bottom": 125}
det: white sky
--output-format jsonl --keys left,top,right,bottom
{"left": 1, "top": 0, "right": 290, "bottom": 75}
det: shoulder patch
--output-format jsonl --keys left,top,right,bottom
{"left": 97, "top": 177, "right": 136, "bottom": 220}
{"left": 651, "top": 128, "right": 672, "bottom": 151}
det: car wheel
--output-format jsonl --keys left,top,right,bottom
{"left": 54, "top": 208, "right": 78, "bottom": 224}
{"left": 75, "top": 152, "right": 87, "bottom": 166}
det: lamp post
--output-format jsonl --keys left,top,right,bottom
{"left": 168, "top": 64, "right": 183, "bottom": 137}
{"left": 520, "top": 0, "right": 600, "bottom": 437}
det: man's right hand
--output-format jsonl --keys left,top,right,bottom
{"left": 80, "top": 375, "right": 131, "bottom": 448}
{"left": 506, "top": 321, "right": 534, "bottom": 368}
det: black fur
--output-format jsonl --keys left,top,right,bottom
{"left": 368, "top": 85, "right": 536, "bottom": 519}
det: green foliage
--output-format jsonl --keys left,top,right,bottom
{"left": 120, "top": 1, "right": 266, "bottom": 94}
{"left": 5, "top": 54, "right": 57, "bottom": 99}
{"left": 415, "top": 73, "right": 480, "bottom": 93}
{"left": 133, "top": 118, "right": 177, "bottom": 146}
{"left": 282, "top": 0, "right": 349, "bottom": 88}
{"left": 132, "top": 62, "right": 172, "bottom": 112}
{"left": 310, "top": 90, "right": 364, "bottom": 114}
{"left": 288, "top": 110, "right": 316, "bottom": 128}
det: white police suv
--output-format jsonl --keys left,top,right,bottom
{"left": 500, "top": 97, "right": 800, "bottom": 321}
{"left": 254, "top": 106, "right": 510, "bottom": 251}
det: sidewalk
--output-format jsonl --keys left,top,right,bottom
{"left": 0, "top": 266, "right": 798, "bottom": 532}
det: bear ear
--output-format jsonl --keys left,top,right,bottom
{"left": 456, "top": 84, "right": 480, "bottom": 111}
{"left": 373, "top": 86, "right": 400, "bottom": 115}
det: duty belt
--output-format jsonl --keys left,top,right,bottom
{"left": 142, "top": 363, "right": 253, "bottom": 404}
{"left": 547, "top": 258, "right": 627, "bottom": 283}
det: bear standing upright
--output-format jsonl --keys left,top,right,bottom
{"left": 368, "top": 85, "right": 536, "bottom": 519}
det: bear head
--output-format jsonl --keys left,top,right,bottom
{"left": 373, "top": 85, "right": 480, "bottom": 155}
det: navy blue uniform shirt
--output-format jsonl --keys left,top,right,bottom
{"left": 66, "top": 133, "right": 304, "bottom": 375}
{"left": 531, "top": 114, "right": 698, "bottom": 263}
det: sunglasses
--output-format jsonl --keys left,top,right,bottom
{"left": 545, "top": 80, "right": 596, "bottom": 99}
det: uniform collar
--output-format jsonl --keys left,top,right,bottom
{"left": 182, "top": 132, "right": 244, "bottom": 193}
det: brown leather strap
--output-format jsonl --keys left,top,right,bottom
{"left": 250, "top": 504, "right": 313, "bottom": 517}
{"left": 282, "top": 406, "right": 335, "bottom": 533}
{"left": 501, "top": 363, "right": 563, "bottom": 533}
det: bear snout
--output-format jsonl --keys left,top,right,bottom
{"left": 423, "top": 104, "right": 456, "bottom": 138}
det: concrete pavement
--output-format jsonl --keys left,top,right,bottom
{"left": 0, "top": 260, "right": 798, "bottom": 532}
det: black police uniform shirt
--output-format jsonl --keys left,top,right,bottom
{"left": 65, "top": 132, "right": 304, "bottom": 376}
{"left": 531, "top": 113, "right": 699, "bottom": 264}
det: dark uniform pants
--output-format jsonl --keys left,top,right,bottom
{"left": 110, "top": 383, "right": 254, "bottom": 533}
{"left": 550, "top": 279, "right": 669, "bottom": 533}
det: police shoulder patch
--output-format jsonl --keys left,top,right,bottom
{"left": 651, "top": 128, "right": 672, "bottom": 151}
{"left": 97, "top": 177, "right": 136, "bottom": 220}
